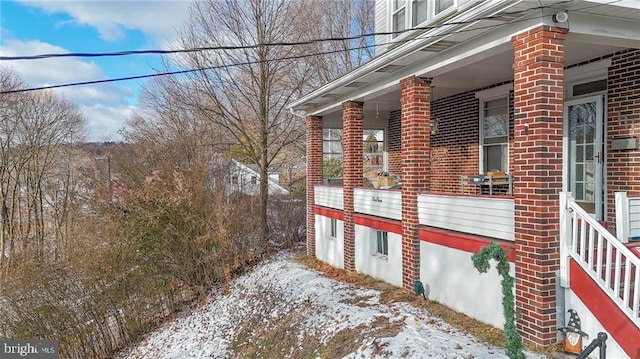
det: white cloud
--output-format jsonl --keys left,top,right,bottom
{"left": 14, "top": 0, "right": 192, "bottom": 47}
{"left": 1, "top": 39, "right": 134, "bottom": 141}
{"left": 80, "top": 103, "right": 135, "bottom": 142}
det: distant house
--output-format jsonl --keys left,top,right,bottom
{"left": 226, "top": 159, "right": 290, "bottom": 197}
{"left": 290, "top": 1, "right": 640, "bottom": 357}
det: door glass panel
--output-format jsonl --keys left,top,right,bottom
{"left": 568, "top": 101, "right": 597, "bottom": 208}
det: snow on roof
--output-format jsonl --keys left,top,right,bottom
{"left": 117, "top": 253, "right": 547, "bottom": 358}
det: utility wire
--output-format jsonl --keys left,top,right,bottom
{"left": 0, "top": 5, "right": 558, "bottom": 62}
{"left": 0, "top": 3, "right": 573, "bottom": 95}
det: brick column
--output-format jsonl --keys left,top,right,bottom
{"left": 306, "top": 115, "right": 324, "bottom": 257}
{"left": 400, "top": 76, "right": 432, "bottom": 290}
{"left": 512, "top": 25, "right": 567, "bottom": 347}
{"left": 342, "top": 101, "right": 364, "bottom": 272}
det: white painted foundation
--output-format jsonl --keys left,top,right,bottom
{"left": 419, "top": 240, "right": 510, "bottom": 328}
{"left": 315, "top": 215, "right": 344, "bottom": 269}
{"left": 354, "top": 225, "right": 403, "bottom": 287}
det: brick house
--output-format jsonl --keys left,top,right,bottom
{"left": 290, "top": 0, "right": 640, "bottom": 357}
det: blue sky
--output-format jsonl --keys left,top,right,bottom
{"left": 1, "top": 0, "right": 193, "bottom": 141}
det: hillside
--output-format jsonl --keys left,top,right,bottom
{"left": 117, "top": 251, "right": 549, "bottom": 358}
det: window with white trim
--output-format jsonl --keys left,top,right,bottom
{"left": 363, "top": 129, "right": 385, "bottom": 179}
{"left": 330, "top": 219, "right": 337, "bottom": 238}
{"left": 480, "top": 97, "right": 509, "bottom": 173}
{"left": 323, "top": 129, "right": 343, "bottom": 178}
{"left": 434, "top": 0, "right": 455, "bottom": 16}
{"left": 392, "top": 0, "right": 406, "bottom": 38}
{"left": 376, "top": 230, "right": 389, "bottom": 256}
{"left": 412, "top": 0, "right": 428, "bottom": 26}
{"left": 394, "top": 0, "right": 459, "bottom": 33}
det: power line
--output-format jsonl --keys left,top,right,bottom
{"left": 0, "top": 6, "right": 552, "bottom": 62}
{"left": 0, "top": 5, "right": 566, "bottom": 95}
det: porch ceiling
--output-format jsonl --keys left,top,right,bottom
{"left": 292, "top": 0, "right": 639, "bottom": 121}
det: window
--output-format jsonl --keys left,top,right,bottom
{"left": 412, "top": 0, "right": 428, "bottom": 26}
{"left": 434, "top": 0, "right": 455, "bottom": 15}
{"left": 481, "top": 97, "right": 509, "bottom": 173}
{"left": 392, "top": 0, "right": 406, "bottom": 37}
{"left": 363, "top": 129, "right": 385, "bottom": 179}
{"left": 330, "top": 219, "right": 337, "bottom": 238}
{"left": 376, "top": 231, "right": 388, "bottom": 256}
{"left": 251, "top": 176, "right": 257, "bottom": 185}
{"left": 323, "top": 129, "right": 343, "bottom": 178}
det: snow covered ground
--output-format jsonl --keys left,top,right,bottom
{"left": 117, "top": 252, "right": 549, "bottom": 359}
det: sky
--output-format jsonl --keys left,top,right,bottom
{"left": 116, "top": 252, "right": 548, "bottom": 359}
{"left": 0, "top": 0, "right": 193, "bottom": 142}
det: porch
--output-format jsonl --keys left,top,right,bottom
{"left": 295, "top": 0, "right": 640, "bottom": 350}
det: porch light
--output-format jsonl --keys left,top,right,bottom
{"left": 552, "top": 11, "right": 568, "bottom": 23}
{"left": 430, "top": 118, "right": 438, "bottom": 135}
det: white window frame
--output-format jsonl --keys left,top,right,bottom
{"left": 476, "top": 84, "right": 512, "bottom": 174}
{"left": 391, "top": 0, "right": 460, "bottom": 38}
{"left": 434, "top": 0, "right": 457, "bottom": 18}
{"left": 330, "top": 218, "right": 337, "bottom": 239}
{"left": 375, "top": 230, "right": 389, "bottom": 257}
{"left": 363, "top": 129, "right": 386, "bottom": 178}
{"left": 391, "top": 0, "right": 407, "bottom": 38}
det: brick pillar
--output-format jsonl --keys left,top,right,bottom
{"left": 400, "top": 76, "right": 431, "bottom": 290}
{"left": 306, "top": 115, "right": 323, "bottom": 257}
{"left": 512, "top": 25, "right": 567, "bottom": 347}
{"left": 342, "top": 101, "right": 364, "bottom": 272}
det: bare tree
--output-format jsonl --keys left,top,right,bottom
{"left": 166, "top": 0, "right": 315, "bottom": 244}
{"left": 0, "top": 68, "right": 85, "bottom": 272}
{"left": 304, "top": 0, "right": 375, "bottom": 84}
{"left": 131, "top": 0, "right": 374, "bottom": 246}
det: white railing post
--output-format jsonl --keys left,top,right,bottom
{"left": 559, "top": 192, "right": 571, "bottom": 288}
{"left": 615, "top": 191, "right": 630, "bottom": 244}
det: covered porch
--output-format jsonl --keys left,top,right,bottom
{"left": 293, "top": 1, "right": 640, "bottom": 349}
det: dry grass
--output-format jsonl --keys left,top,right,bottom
{"left": 296, "top": 254, "right": 558, "bottom": 358}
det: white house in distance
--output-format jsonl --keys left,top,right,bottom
{"left": 291, "top": 1, "right": 639, "bottom": 357}
{"left": 226, "top": 159, "right": 290, "bottom": 196}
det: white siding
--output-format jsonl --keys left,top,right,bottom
{"left": 374, "top": 0, "right": 388, "bottom": 56}
{"left": 419, "top": 241, "right": 510, "bottom": 328}
{"left": 629, "top": 197, "right": 640, "bottom": 239}
{"left": 355, "top": 225, "right": 403, "bottom": 286}
{"left": 353, "top": 188, "right": 402, "bottom": 220}
{"left": 314, "top": 186, "right": 344, "bottom": 210}
{"left": 418, "top": 194, "right": 514, "bottom": 241}
{"left": 315, "top": 215, "right": 344, "bottom": 269}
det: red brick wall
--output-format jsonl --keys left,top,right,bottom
{"left": 427, "top": 86, "right": 514, "bottom": 194}
{"left": 388, "top": 110, "right": 402, "bottom": 175}
{"left": 400, "top": 76, "right": 431, "bottom": 290}
{"left": 430, "top": 91, "right": 479, "bottom": 193}
{"left": 342, "top": 101, "right": 364, "bottom": 272}
{"left": 306, "top": 115, "right": 323, "bottom": 256}
{"left": 512, "top": 25, "right": 567, "bottom": 347}
{"left": 607, "top": 49, "right": 640, "bottom": 221}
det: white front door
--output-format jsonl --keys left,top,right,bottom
{"left": 564, "top": 96, "right": 605, "bottom": 219}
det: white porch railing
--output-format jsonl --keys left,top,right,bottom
{"left": 353, "top": 188, "right": 402, "bottom": 220}
{"left": 314, "top": 185, "right": 343, "bottom": 210}
{"left": 615, "top": 191, "right": 640, "bottom": 244}
{"left": 559, "top": 192, "right": 640, "bottom": 329}
{"left": 418, "top": 193, "right": 514, "bottom": 241}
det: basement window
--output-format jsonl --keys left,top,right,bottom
{"left": 330, "top": 219, "right": 337, "bottom": 238}
{"left": 376, "top": 230, "right": 389, "bottom": 256}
